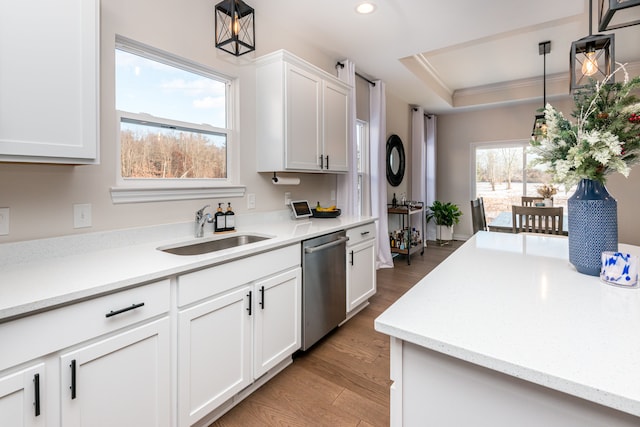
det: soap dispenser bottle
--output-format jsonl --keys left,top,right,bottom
{"left": 214, "top": 203, "right": 226, "bottom": 233}
{"left": 225, "top": 202, "right": 235, "bottom": 231}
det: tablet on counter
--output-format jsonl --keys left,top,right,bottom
{"left": 291, "top": 200, "right": 312, "bottom": 219}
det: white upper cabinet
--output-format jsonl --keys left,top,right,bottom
{"left": 256, "top": 50, "right": 351, "bottom": 173}
{"left": 0, "top": 0, "right": 99, "bottom": 164}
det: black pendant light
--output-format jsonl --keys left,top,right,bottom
{"left": 570, "top": 0, "right": 615, "bottom": 91}
{"left": 215, "top": 0, "right": 255, "bottom": 57}
{"left": 598, "top": 0, "right": 640, "bottom": 31}
{"left": 531, "top": 41, "right": 551, "bottom": 143}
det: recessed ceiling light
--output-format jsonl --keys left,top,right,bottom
{"left": 356, "top": 2, "right": 376, "bottom": 14}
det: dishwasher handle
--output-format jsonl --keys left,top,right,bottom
{"left": 304, "top": 236, "right": 349, "bottom": 253}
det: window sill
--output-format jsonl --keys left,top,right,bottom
{"left": 110, "top": 185, "right": 246, "bottom": 204}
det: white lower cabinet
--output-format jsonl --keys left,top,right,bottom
{"left": 253, "top": 268, "right": 301, "bottom": 378}
{"left": 176, "top": 244, "right": 302, "bottom": 426}
{"left": 346, "top": 223, "right": 377, "bottom": 313}
{"left": 59, "top": 317, "right": 171, "bottom": 427}
{"left": 0, "top": 363, "right": 45, "bottom": 427}
{"left": 177, "top": 285, "right": 253, "bottom": 427}
{"left": 0, "top": 279, "right": 170, "bottom": 427}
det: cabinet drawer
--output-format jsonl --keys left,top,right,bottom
{"left": 346, "top": 223, "right": 376, "bottom": 245}
{"left": 0, "top": 279, "right": 170, "bottom": 372}
{"left": 178, "top": 244, "right": 301, "bottom": 307}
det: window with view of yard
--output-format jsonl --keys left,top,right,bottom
{"left": 115, "top": 37, "right": 232, "bottom": 183}
{"left": 473, "top": 142, "right": 576, "bottom": 224}
{"left": 356, "top": 120, "right": 370, "bottom": 216}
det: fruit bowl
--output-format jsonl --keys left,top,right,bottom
{"left": 311, "top": 208, "right": 341, "bottom": 218}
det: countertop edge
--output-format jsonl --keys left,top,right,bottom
{"left": 1, "top": 215, "right": 377, "bottom": 322}
{"left": 374, "top": 319, "right": 640, "bottom": 417}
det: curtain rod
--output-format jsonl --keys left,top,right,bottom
{"left": 412, "top": 107, "right": 434, "bottom": 118}
{"left": 335, "top": 62, "right": 376, "bottom": 86}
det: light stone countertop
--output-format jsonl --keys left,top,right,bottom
{"left": 375, "top": 231, "right": 640, "bottom": 417}
{"left": 0, "top": 211, "right": 375, "bottom": 322}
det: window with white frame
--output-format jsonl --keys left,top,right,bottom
{"left": 111, "top": 36, "right": 243, "bottom": 203}
{"left": 356, "top": 120, "right": 370, "bottom": 216}
{"left": 472, "top": 141, "right": 575, "bottom": 224}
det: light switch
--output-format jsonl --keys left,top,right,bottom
{"left": 73, "top": 204, "right": 92, "bottom": 228}
{"left": 284, "top": 192, "right": 291, "bottom": 206}
{"left": 247, "top": 193, "right": 256, "bottom": 209}
{"left": 0, "top": 208, "right": 9, "bottom": 235}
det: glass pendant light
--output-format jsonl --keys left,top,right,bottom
{"left": 215, "top": 0, "right": 255, "bottom": 57}
{"left": 598, "top": 0, "right": 640, "bottom": 31}
{"left": 570, "top": 0, "right": 615, "bottom": 91}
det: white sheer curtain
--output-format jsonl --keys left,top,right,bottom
{"left": 370, "top": 81, "right": 393, "bottom": 269}
{"left": 425, "top": 114, "right": 437, "bottom": 241}
{"left": 336, "top": 60, "right": 358, "bottom": 216}
{"left": 411, "top": 108, "right": 438, "bottom": 242}
{"left": 411, "top": 107, "right": 426, "bottom": 242}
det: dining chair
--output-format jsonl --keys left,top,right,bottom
{"left": 511, "top": 205, "right": 564, "bottom": 234}
{"left": 470, "top": 198, "right": 487, "bottom": 234}
{"left": 521, "top": 196, "right": 545, "bottom": 206}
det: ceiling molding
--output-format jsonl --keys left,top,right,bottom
{"left": 452, "top": 72, "right": 569, "bottom": 108}
{"left": 400, "top": 54, "right": 454, "bottom": 106}
{"left": 449, "top": 60, "right": 640, "bottom": 109}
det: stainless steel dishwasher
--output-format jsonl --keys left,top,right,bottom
{"left": 301, "top": 230, "right": 348, "bottom": 350}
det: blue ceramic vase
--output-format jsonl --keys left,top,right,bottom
{"left": 568, "top": 178, "right": 618, "bottom": 276}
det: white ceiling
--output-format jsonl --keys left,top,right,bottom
{"left": 251, "top": 0, "right": 640, "bottom": 113}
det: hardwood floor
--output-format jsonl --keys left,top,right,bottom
{"left": 211, "top": 240, "right": 465, "bottom": 427}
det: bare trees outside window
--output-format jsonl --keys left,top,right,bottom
{"left": 474, "top": 144, "right": 575, "bottom": 223}
{"left": 115, "top": 39, "right": 231, "bottom": 182}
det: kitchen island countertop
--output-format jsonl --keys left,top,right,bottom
{"left": 375, "top": 231, "right": 640, "bottom": 421}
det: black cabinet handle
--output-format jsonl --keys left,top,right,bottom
{"left": 247, "top": 291, "right": 252, "bottom": 316}
{"left": 325, "top": 155, "right": 329, "bottom": 169}
{"left": 319, "top": 155, "right": 324, "bottom": 169}
{"left": 360, "top": 231, "right": 370, "bottom": 236}
{"left": 259, "top": 286, "right": 265, "bottom": 309}
{"left": 70, "top": 360, "right": 77, "bottom": 399}
{"left": 350, "top": 250, "right": 354, "bottom": 266}
{"left": 34, "top": 373, "right": 41, "bottom": 416}
{"left": 105, "top": 302, "right": 145, "bottom": 318}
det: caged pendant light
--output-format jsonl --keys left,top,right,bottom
{"left": 214, "top": 0, "right": 255, "bottom": 57}
{"left": 598, "top": 0, "right": 640, "bottom": 31}
{"left": 570, "top": 0, "right": 615, "bottom": 91}
{"left": 531, "top": 41, "right": 551, "bottom": 143}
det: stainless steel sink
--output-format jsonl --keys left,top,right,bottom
{"left": 158, "top": 234, "right": 272, "bottom": 255}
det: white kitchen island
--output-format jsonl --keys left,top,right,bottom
{"left": 375, "top": 231, "right": 640, "bottom": 427}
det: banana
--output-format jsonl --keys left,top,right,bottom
{"left": 316, "top": 205, "right": 337, "bottom": 212}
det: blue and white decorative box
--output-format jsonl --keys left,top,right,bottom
{"left": 600, "top": 252, "right": 639, "bottom": 288}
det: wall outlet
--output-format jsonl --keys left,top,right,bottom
{"left": 73, "top": 204, "right": 92, "bottom": 228}
{"left": 0, "top": 208, "right": 9, "bottom": 235}
{"left": 284, "top": 192, "right": 291, "bottom": 206}
{"left": 247, "top": 193, "right": 256, "bottom": 209}
{"left": 330, "top": 190, "right": 336, "bottom": 201}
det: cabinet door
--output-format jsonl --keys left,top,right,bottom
{"left": 59, "top": 318, "right": 170, "bottom": 427}
{"left": 0, "top": 364, "right": 45, "bottom": 427}
{"left": 347, "top": 240, "right": 377, "bottom": 312}
{"left": 285, "top": 64, "right": 322, "bottom": 171}
{"left": 323, "top": 81, "right": 350, "bottom": 172}
{"left": 254, "top": 268, "right": 302, "bottom": 379}
{"left": 178, "top": 286, "right": 252, "bottom": 426}
{"left": 0, "top": 0, "right": 98, "bottom": 163}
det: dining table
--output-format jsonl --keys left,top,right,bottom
{"left": 487, "top": 211, "right": 569, "bottom": 235}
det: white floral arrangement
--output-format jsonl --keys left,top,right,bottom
{"left": 530, "top": 63, "right": 640, "bottom": 187}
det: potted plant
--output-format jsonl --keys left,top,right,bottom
{"left": 427, "top": 201, "right": 462, "bottom": 245}
{"left": 536, "top": 184, "right": 557, "bottom": 206}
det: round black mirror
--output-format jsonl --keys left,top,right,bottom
{"left": 386, "top": 134, "right": 405, "bottom": 187}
